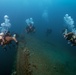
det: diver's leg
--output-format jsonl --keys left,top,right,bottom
{"left": 12, "top": 37, "right": 18, "bottom": 42}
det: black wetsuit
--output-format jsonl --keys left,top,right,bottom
{"left": 66, "top": 33, "right": 74, "bottom": 40}
{"left": 71, "top": 38, "right": 76, "bottom": 46}
{"left": 46, "top": 28, "right": 52, "bottom": 36}
{"left": 26, "top": 26, "right": 35, "bottom": 33}
{"left": 66, "top": 33, "right": 76, "bottom": 46}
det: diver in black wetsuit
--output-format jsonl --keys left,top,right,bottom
{"left": 63, "top": 29, "right": 76, "bottom": 46}
{"left": 46, "top": 28, "right": 52, "bottom": 36}
{"left": 25, "top": 24, "right": 35, "bottom": 33}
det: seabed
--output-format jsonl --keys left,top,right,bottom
{"left": 11, "top": 34, "right": 76, "bottom": 75}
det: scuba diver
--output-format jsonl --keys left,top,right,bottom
{"left": 25, "top": 18, "right": 36, "bottom": 33}
{"left": 63, "top": 29, "right": 76, "bottom": 46}
{"left": 0, "top": 31, "right": 18, "bottom": 50}
{"left": 46, "top": 28, "right": 52, "bottom": 36}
